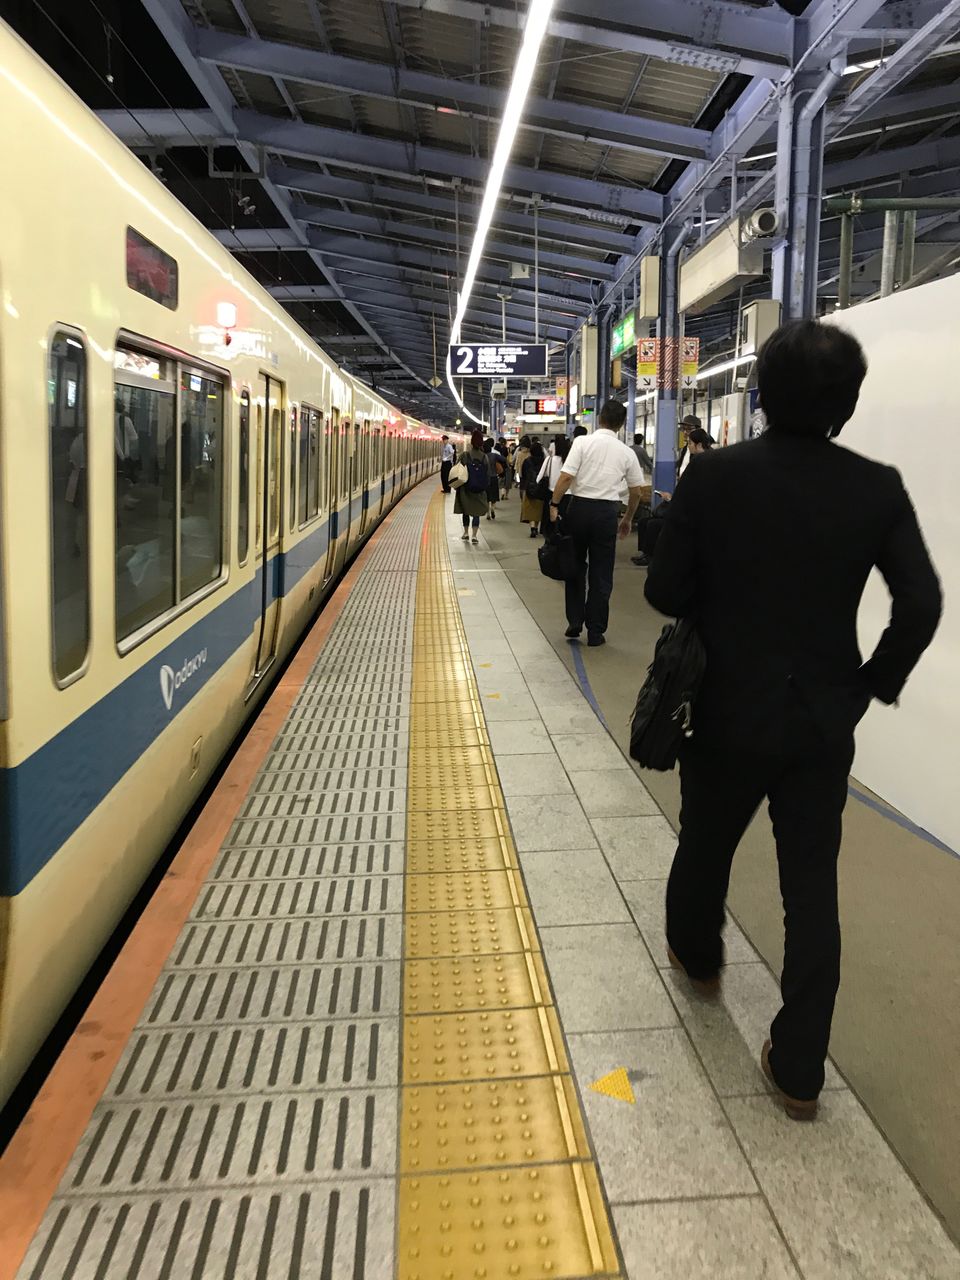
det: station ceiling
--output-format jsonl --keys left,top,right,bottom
{"left": 8, "top": 0, "right": 960, "bottom": 420}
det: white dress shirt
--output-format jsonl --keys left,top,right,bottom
{"left": 560, "top": 429, "right": 644, "bottom": 500}
{"left": 537, "top": 454, "right": 564, "bottom": 489}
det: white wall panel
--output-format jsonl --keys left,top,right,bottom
{"left": 827, "top": 276, "right": 959, "bottom": 853}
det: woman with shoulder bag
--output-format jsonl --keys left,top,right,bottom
{"left": 538, "top": 436, "right": 571, "bottom": 537}
{"left": 520, "top": 440, "right": 546, "bottom": 538}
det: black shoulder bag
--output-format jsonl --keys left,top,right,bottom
{"left": 629, "top": 619, "right": 706, "bottom": 771}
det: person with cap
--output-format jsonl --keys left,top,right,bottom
{"left": 633, "top": 428, "right": 714, "bottom": 568}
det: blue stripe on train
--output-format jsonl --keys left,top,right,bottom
{"left": 0, "top": 482, "right": 402, "bottom": 896}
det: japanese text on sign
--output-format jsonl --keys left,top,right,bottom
{"left": 448, "top": 343, "right": 548, "bottom": 377}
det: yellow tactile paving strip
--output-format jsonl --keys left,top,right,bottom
{"left": 397, "top": 494, "right": 622, "bottom": 1280}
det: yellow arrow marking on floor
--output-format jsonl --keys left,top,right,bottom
{"left": 479, "top": 663, "right": 492, "bottom": 668}
{"left": 457, "top": 589, "right": 476, "bottom": 596}
{"left": 485, "top": 692, "right": 501, "bottom": 700}
{"left": 590, "top": 1067, "right": 635, "bottom": 1105}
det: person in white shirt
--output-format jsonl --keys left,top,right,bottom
{"left": 440, "top": 435, "right": 456, "bottom": 493}
{"left": 549, "top": 400, "right": 645, "bottom": 646}
{"left": 536, "top": 436, "right": 570, "bottom": 536}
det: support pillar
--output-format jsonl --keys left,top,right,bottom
{"left": 654, "top": 224, "right": 691, "bottom": 503}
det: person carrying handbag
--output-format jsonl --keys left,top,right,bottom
{"left": 520, "top": 440, "right": 546, "bottom": 537}
{"left": 538, "top": 437, "right": 571, "bottom": 537}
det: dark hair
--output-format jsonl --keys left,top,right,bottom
{"left": 529, "top": 440, "right": 545, "bottom": 463}
{"left": 470, "top": 429, "right": 484, "bottom": 450}
{"left": 483, "top": 437, "right": 493, "bottom": 452}
{"left": 573, "top": 425, "right": 588, "bottom": 438}
{"left": 686, "top": 428, "right": 713, "bottom": 450}
{"left": 555, "top": 437, "right": 571, "bottom": 462}
{"left": 599, "top": 400, "right": 627, "bottom": 432}
{"left": 519, "top": 434, "right": 531, "bottom": 447}
{"left": 757, "top": 320, "right": 867, "bottom": 437}
{"left": 441, "top": 434, "right": 449, "bottom": 441}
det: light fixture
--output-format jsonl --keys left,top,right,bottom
{"left": 694, "top": 353, "right": 756, "bottom": 382}
{"left": 446, "top": 0, "right": 556, "bottom": 426}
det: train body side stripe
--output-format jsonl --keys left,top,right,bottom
{"left": 0, "top": 481, "right": 400, "bottom": 897}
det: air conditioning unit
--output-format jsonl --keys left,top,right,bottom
{"left": 739, "top": 299, "right": 782, "bottom": 356}
{"left": 679, "top": 219, "right": 765, "bottom": 314}
{"left": 491, "top": 381, "right": 507, "bottom": 400}
{"left": 637, "top": 256, "right": 660, "bottom": 320}
{"left": 579, "top": 324, "right": 599, "bottom": 396}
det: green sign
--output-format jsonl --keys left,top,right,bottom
{"left": 611, "top": 310, "right": 636, "bottom": 360}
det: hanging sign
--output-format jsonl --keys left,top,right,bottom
{"left": 448, "top": 343, "right": 548, "bottom": 377}
{"left": 637, "top": 337, "right": 659, "bottom": 391}
{"left": 681, "top": 337, "right": 700, "bottom": 389}
{"left": 611, "top": 311, "right": 636, "bottom": 360}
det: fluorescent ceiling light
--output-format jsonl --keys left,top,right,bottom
{"left": 694, "top": 353, "right": 756, "bottom": 381}
{"left": 446, "top": 0, "right": 556, "bottom": 425}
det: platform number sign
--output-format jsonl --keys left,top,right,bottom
{"left": 448, "top": 343, "right": 548, "bottom": 378}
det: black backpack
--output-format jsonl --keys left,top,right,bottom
{"left": 629, "top": 619, "right": 706, "bottom": 771}
{"left": 465, "top": 454, "right": 489, "bottom": 493}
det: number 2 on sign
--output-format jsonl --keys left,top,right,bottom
{"left": 456, "top": 346, "right": 474, "bottom": 375}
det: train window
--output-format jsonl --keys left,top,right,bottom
{"left": 299, "top": 405, "right": 320, "bottom": 525}
{"left": 115, "top": 344, "right": 226, "bottom": 645}
{"left": 114, "top": 347, "right": 177, "bottom": 640}
{"left": 238, "top": 391, "right": 250, "bottom": 563}
{"left": 178, "top": 368, "right": 224, "bottom": 600}
{"left": 268, "top": 404, "right": 281, "bottom": 539}
{"left": 49, "top": 331, "right": 90, "bottom": 683}
{"left": 126, "top": 227, "right": 178, "bottom": 310}
{"left": 289, "top": 406, "right": 297, "bottom": 533}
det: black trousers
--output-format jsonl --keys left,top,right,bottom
{"left": 440, "top": 460, "right": 452, "bottom": 492}
{"left": 563, "top": 497, "right": 619, "bottom": 636}
{"left": 667, "top": 732, "right": 854, "bottom": 1100}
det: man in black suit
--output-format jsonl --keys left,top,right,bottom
{"left": 645, "top": 320, "right": 941, "bottom": 1118}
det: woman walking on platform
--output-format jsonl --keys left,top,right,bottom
{"left": 538, "top": 436, "right": 570, "bottom": 537}
{"left": 455, "top": 430, "right": 496, "bottom": 544}
{"left": 520, "top": 439, "right": 546, "bottom": 537}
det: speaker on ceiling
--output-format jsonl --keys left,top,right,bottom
{"left": 773, "top": 0, "right": 815, "bottom": 13}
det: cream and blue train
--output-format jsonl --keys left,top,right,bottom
{"left": 0, "top": 20, "right": 454, "bottom": 1104}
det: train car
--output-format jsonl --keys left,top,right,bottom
{"left": 0, "top": 19, "right": 453, "bottom": 1105}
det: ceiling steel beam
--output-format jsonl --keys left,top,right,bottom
{"left": 223, "top": 230, "right": 598, "bottom": 304}
{"left": 99, "top": 107, "right": 664, "bottom": 222}
{"left": 135, "top": 0, "right": 437, "bottom": 391}
{"left": 824, "top": 134, "right": 960, "bottom": 189}
{"left": 829, "top": 0, "right": 960, "bottom": 136}
{"left": 193, "top": 28, "right": 711, "bottom": 162}
{"left": 288, "top": 202, "right": 615, "bottom": 278}
{"left": 382, "top": 0, "right": 791, "bottom": 79}
{"left": 270, "top": 164, "right": 638, "bottom": 251}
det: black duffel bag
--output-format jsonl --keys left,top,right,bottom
{"left": 629, "top": 618, "right": 706, "bottom": 770}
{"left": 537, "top": 532, "right": 577, "bottom": 582}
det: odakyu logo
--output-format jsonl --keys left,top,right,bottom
{"left": 160, "top": 648, "right": 208, "bottom": 712}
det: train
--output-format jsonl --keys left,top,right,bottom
{"left": 0, "top": 19, "right": 458, "bottom": 1105}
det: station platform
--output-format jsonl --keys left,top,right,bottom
{"left": 1, "top": 481, "right": 957, "bottom": 1280}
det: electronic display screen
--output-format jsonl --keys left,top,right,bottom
{"left": 126, "top": 226, "right": 179, "bottom": 310}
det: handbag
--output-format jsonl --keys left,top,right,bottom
{"left": 629, "top": 618, "right": 706, "bottom": 771}
{"left": 449, "top": 461, "right": 468, "bottom": 489}
{"left": 537, "top": 532, "right": 577, "bottom": 582}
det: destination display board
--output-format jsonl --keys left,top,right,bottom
{"left": 448, "top": 343, "right": 548, "bottom": 377}
{"left": 610, "top": 310, "right": 636, "bottom": 360}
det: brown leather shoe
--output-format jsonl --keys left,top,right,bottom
{"left": 667, "top": 946, "right": 721, "bottom": 997}
{"left": 761, "top": 1040, "right": 818, "bottom": 1121}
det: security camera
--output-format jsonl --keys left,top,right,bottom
{"left": 742, "top": 208, "right": 779, "bottom": 240}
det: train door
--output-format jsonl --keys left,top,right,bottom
{"left": 321, "top": 407, "right": 340, "bottom": 584}
{"left": 250, "top": 372, "right": 284, "bottom": 687}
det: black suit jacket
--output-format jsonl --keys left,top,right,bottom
{"left": 645, "top": 432, "right": 942, "bottom": 752}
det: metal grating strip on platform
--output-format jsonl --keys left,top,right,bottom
{"left": 17, "top": 488, "right": 435, "bottom": 1280}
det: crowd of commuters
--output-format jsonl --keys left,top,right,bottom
{"left": 437, "top": 318, "right": 941, "bottom": 1123}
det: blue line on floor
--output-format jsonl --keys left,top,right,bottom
{"left": 568, "top": 640, "right": 609, "bottom": 729}
{"left": 847, "top": 784, "right": 958, "bottom": 860}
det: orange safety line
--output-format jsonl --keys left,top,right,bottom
{"left": 0, "top": 488, "right": 423, "bottom": 1280}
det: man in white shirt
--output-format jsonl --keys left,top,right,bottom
{"left": 549, "top": 400, "right": 645, "bottom": 646}
{"left": 440, "top": 435, "right": 456, "bottom": 493}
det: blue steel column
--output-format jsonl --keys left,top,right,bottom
{"left": 654, "top": 223, "right": 692, "bottom": 501}
{"left": 772, "top": 60, "right": 844, "bottom": 319}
